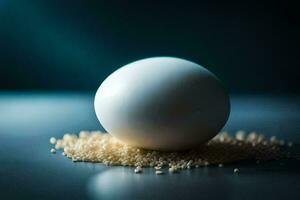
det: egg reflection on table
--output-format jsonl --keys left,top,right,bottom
{"left": 94, "top": 57, "right": 230, "bottom": 151}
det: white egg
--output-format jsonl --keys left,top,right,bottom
{"left": 95, "top": 57, "right": 230, "bottom": 151}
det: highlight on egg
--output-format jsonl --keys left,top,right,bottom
{"left": 94, "top": 57, "right": 230, "bottom": 151}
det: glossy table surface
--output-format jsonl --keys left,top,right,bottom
{"left": 0, "top": 92, "right": 299, "bottom": 200}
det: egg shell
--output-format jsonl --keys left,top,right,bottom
{"left": 95, "top": 57, "right": 230, "bottom": 151}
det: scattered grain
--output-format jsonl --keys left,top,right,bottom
{"left": 50, "top": 130, "right": 287, "bottom": 173}
{"left": 49, "top": 137, "right": 57, "bottom": 144}
{"left": 134, "top": 166, "right": 142, "bottom": 173}
{"left": 235, "top": 130, "right": 246, "bottom": 141}
{"left": 50, "top": 148, "right": 56, "bottom": 154}
{"left": 169, "top": 166, "right": 178, "bottom": 173}
{"left": 155, "top": 170, "right": 164, "bottom": 175}
{"left": 270, "top": 136, "right": 278, "bottom": 145}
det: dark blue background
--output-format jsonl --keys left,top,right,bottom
{"left": 0, "top": 0, "right": 299, "bottom": 93}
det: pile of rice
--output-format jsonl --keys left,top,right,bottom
{"left": 49, "top": 130, "right": 289, "bottom": 173}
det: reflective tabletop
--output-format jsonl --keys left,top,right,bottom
{"left": 0, "top": 92, "right": 299, "bottom": 200}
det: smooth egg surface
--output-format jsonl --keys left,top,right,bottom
{"left": 95, "top": 57, "right": 230, "bottom": 151}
